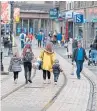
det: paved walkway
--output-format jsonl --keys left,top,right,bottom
{"left": 47, "top": 53, "right": 90, "bottom": 111}
{"left": 1, "top": 48, "right": 91, "bottom": 111}
{"left": 1, "top": 49, "right": 64, "bottom": 111}
{"left": 1, "top": 38, "right": 95, "bottom": 111}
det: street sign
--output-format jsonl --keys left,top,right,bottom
{"left": 49, "top": 8, "right": 58, "bottom": 19}
{"left": 92, "top": 18, "right": 97, "bottom": 22}
{"left": 75, "top": 14, "right": 83, "bottom": 23}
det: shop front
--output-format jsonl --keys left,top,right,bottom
{"left": 65, "top": 11, "right": 74, "bottom": 40}
{"left": 74, "top": 10, "right": 84, "bottom": 40}
{"left": 15, "top": 18, "right": 49, "bottom": 36}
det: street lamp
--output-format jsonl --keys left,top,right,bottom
{"left": 8, "top": 1, "right": 14, "bottom": 55}
{"left": 0, "top": 1, "right": 4, "bottom": 71}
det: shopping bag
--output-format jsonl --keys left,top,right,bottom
{"left": 71, "top": 64, "right": 74, "bottom": 75}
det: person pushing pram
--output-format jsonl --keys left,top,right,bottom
{"left": 88, "top": 44, "right": 97, "bottom": 66}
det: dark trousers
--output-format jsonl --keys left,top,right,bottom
{"left": 38, "top": 40, "right": 41, "bottom": 47}
{"left": 21, "top": 41, "right": 24, "bottom": 49}
{"left": 54, "top": 73, "right": 59, "bottom": 82}
{"left": 24, "top": 62, "right": 32, "bottom": 81}
{"left": 13, "top": 72, "right": 19, "bottom": 81}
{"left": 76, "top": 61, "right": 83, "bottom": 79}
{"left": 43, "top": 70, "right": 51, "bottom": 80}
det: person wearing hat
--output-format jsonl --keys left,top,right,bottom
{"left": 52, "top": 59, "right": 63, "bottom": 85}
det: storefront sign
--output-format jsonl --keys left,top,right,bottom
{"left": 58, "top": 13, "right": 63, "bottom": 21}
{"left": 1, "top": 1, "right": 10, "bottom": 23}
{"left": 65, "top": 11, "right": 73, "bottom": 19}
{"left": 92, "top": 18, "right": 97, "bottom": 22}
{"left": 74, "top": 14, "right": 83, "bottom": 23}
{"left": 14, "top": 8, "right": 20, "bottom": 23}
{"left": 49, "top": 8, "right": 58, "bottom": 19}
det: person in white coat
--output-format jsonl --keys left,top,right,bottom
{"left": 67, "top": 38, "right": 73, "bottom": 58}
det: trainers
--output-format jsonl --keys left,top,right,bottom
{"left": 25, "top": 80, "right": 28, "bottom": 84}
{"left": 54, "top": 82, "right": 57, "bottom": 85}
{"left": 14, "top": 79, "right": 17, "bottom": 84}
{"left": 43, "top": 80, "right": 46, "bottom": 84}
{"left": 48, "top": 80, "right": 51, "bottom": 84}
{"left": 28, "top": 80, "right": 32, "bottom": 83}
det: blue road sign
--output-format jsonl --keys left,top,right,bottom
{"left": 75, "top": 14, "right": 83, "bottom": 23}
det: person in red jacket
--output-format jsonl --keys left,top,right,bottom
{"left": 28, "top": 33, "right": 33, "bottom": 41}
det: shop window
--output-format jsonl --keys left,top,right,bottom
{"left": 41, "top": 19, "right": 44, "bottom": 28}
{"left": 29, "top": 19, "right": 33, "bottom": 34}
{"left": 16, "top": 19, "right": 22, "bottom": 36}
{"left": 23, "top": 19, "right": 28, "bottom": 34}
{"left": 78, "top": 1, "right": 80, "bottom": 8}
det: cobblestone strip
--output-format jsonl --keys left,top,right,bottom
{"left": 83, "top": 69, "right": 97, "bottom": 111}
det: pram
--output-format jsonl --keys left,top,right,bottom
{"left": 88, "top": 49, "right": 97, "bottom": 66}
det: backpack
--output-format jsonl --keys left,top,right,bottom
{"left": 21, "top": 34, "right": 24, "bottom": 40}
{"left": 23, "top": 52, "right": 33, "bottom": 62}
{"left": 53, "top": 64, "right": 60, "bottom": 74}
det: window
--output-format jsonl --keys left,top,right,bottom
{"left": 69, "top": 3, "right": 71, "bottom": 10}
{"left": 94, "top": 1, "right": 97, "bottom": 6}
{"left": 78, "top": 1, "right": 80, "bottom": 8}
{"left": 80, "top": 1, "right": 83, "bottom": 8}
{"left": 92, "top": 1, "right": 94, "bottom": 6}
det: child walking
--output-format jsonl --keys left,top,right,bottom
{"left": 52, "top": 59, "right": 63, "bottom": 85}
{"left": 9, "top": 52, "right": 22, "bottom": 84}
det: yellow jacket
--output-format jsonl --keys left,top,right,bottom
{"left": 62, "top": 35, "right": 65, "bottom": 42}
{"left": 39, "top": 49, "right": 55, "bottom": 72}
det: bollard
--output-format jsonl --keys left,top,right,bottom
{"left": 8, "top": 41, "right": 13, "bottom": 55}
{"left": 1, "top": 51, "right": 4, "bottom": 71}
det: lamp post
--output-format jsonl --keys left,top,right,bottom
{"left": 8, "top": 1, "right": 14, "bottom": 55}
{"left": 0, "top": 1, "right": 4, "bottom": 71}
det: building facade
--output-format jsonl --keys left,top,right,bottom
{"left": 58, "top": 1, "right": 97, "bottom": 48}
{"left": 13, "top": 1, "right": 53, "bottom": 36}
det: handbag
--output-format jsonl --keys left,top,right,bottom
{"left": 39, "top": 51, "right": 45, "bottom": 70}
{"left": 71, "top": 64, "right": 74, "bottom": 75}
{"left": 8, "top": 64, "right": 12, "bottom": 72}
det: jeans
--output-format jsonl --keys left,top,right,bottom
{"left": 38, "top": 40, "right": 41, "bottom": 47}
{"left": 24, "top": 62, "right": 32, "bottom": 82}
{"left": 43, "top": 42, "right": 46, "bottom": 47}
{"left": 54, "top": 73, "right": 59, "bottom": 82}
{"left": 43, "top": 70, "right": 51, "bottom": 80}
{"left": 13, "top": 72, "right": 19, "bottom": 81}
{"left": 76, "top": 61, "right": 83, "bottom": 79}
{"left": 21, "top": 41, "right": 24, "bottom": 49}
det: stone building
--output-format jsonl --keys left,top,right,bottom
{"left": 58, "top": 1, "right": 97, "bottom": 48}
{"left": 13, "top": 1, "right": 53, "bottom": 36}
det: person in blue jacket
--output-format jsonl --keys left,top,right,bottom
{"left": 57, "top": 32, "right": 62, "bottom": 47}
{"left": 72, "top": 42, "right": 88, "bottom": 79}
{"left": 37, "top": 32, "right": 43, "bottom": 48}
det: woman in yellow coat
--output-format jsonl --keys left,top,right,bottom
{"left": 39, "top": 42, "right": 55, "bottom": 84}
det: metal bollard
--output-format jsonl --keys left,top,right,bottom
{"left": 1, "top": 51, "right": 4, "bottom": 71}
{"left": 8, "top": 41, "right": 13, "bottom": 55}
